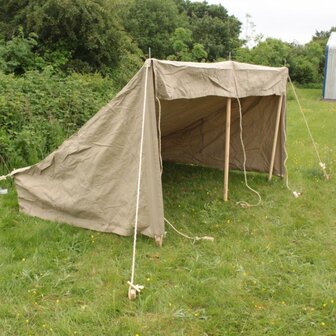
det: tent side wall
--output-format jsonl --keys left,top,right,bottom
{"left": 322, "top": 46, "right": 329, "bottom": 98}
{"left": 14, "top": 64, "right": 165, "bottom": 238}
{"left": 323, "top": 33, "right": 336, "bottom": 100}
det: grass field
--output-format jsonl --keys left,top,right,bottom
{"left": 0, "top": 88, "right": 335, "bottom": 335}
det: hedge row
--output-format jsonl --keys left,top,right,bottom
{"left": 0, "top": 69, "right": 116, "bottom": 172}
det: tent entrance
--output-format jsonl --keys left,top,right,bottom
{"left": 159, "top": 95, "right": 284, "bottom": 177}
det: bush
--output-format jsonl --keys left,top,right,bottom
{"left": 0, "top": 27, "right": 45, "bottom": 75}
{"left": 0, "top": 69, "right": 117, "bottom": 170}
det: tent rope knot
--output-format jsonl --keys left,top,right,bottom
{"left": 0, "top": 166, "right": 32, "bottom": 181}
{"left": 236, "top": 201, "right": 250, "bottom": 209}
{"left": 292, "top": 191, "right": 302, "bottom": 198}
{"left": 127, "top": 281, "right": 144, "bottom": 293}
{"left": 319, "top": 162, "right": 329, "bottom": 179}
{"left": 127, "top": 281, "right": 144, "bottom": 300}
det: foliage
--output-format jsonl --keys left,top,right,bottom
{"left": 109, "top": 32, "right": 144, "bottom": 88}
{"left": 0, "top": 1, "right": 335, "bottom": 86}
{"left": 236, "top": 38, "right": 290, "bottom": 67}
{"left": 0, "top": 70, "right": 116, "bottom": 169}
{"left": 242, "top": 13, "right": 264, "bottom": 48}
{"left": 125, "top": 0, "right": 242, "bottom": 61}
{"left": 235, "top": 36, "right": 330, "bottom": 86}
{"left": 0, "top": 88, "right": 335, "bottom": 335}
{"left": 0, "top": 0, "right": 142, "bottom": 74}
{"left": 168, "top": 27, "right": 207, "bottom": 61}
{"left": 287, "top": 43, "right": 322, "bottom": 84}
{"left": 191, "top": 43, "right": 208, "bottom": 61}
{"left": 179, "top": 0, "right": 242, "bottom": 60}
{"left": 125, "top": 0, "right": 180, "bottom": 59}
{"left": 311, "top": 27, "right": 336, "bottom": 75}
{"left": 0, "top": 27, "right": 45, "bottom": 74}
{"left": 312, "top": 26, "right": 336, "bottom": 43}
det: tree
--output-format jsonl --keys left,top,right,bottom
{"left": 26, "top": 0, "right": 124, "bottom": 71}
{"left": 237, "top": 38, "right": 290, "bottom": 67}
{"left": 243, "top": 13, "right": 264, "bottom": 48}
{"left": 168, "top": 27, "right": 207, "bottom": 61}
{"left": 288, "top": 55, "right": 318, "bottom": 84}
{"left": 0, "top": 0, "right": 142, "bottom": 74}
{"left": 0, "top": 27, "right": 45, "bottom": 74}
{"left": 191, "top": 43, "right": 207, "bottom": 61}
{"left": 125, "top": 0, "right": 180, "bottom": 59}
{"left": 287, "top": 42, "right": 322, "bottom": 84}
{"left": 0, "top": 0, "right": 30, "bottom": 38}
{"left": 178, "top": 1, "right": 242, "bottom": 60}
{"left": 312, "top": 27, "right": 336, "bottom": 42}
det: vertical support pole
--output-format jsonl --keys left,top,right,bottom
{"left": 128, "top": 61, "right": 150, "bottom": 300}
{"left": 268, "top": 95, "right": 283, "bottom": 181}
{"left": 224, "top": 98, "right": 232, "bottom": 201}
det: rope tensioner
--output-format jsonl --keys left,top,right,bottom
{"left": 319, "top": 162, "right": 330, "bottom": 180}
{"left": 127, "top": 281, "right": 144, "bottom": 300}
{"left": 292, "top": 191, "right": 302, "bottom": 198}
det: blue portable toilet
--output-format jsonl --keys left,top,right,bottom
{"left": 323, "top": 32, "right": 336, "bottom": 100}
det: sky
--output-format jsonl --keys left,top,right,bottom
{"left": 206, "top": 0, "right": 335, "bottom": 45}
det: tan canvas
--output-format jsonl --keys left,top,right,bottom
{"left": 14, "top": 63, "right": 164, "bottom": 237}
{"left": 12, "top": 60, "right": 288, "bottom": 237}
{"left": 160, "top": 95, "right": 285, "bottom": 175}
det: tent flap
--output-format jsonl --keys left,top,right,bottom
{"left": 15, "top": 63, "right": 164, "bottom": 237}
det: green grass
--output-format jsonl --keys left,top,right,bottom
{"left": 0, "top": 88, "right": 336, "bottom": 335}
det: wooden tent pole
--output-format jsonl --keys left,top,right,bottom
{"left": 224, "top": 98, "right": 232, "bottom": 201}
{"left": 268, "top": 95, "right": 283, "bottom": 181}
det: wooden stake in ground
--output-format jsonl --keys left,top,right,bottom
{"left": 268, "top": 95, "right": 283, "bottom": 181}
{"left": 224, "top": 97, "right": 231, "bottom": 201}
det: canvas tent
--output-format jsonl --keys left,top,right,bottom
{"left": 323, "top": 32, "right": 336, "bottom": 100}
{"left": 9, "top": 59, "right": 288, "bottom": 240}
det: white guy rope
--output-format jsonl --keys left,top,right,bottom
{"left": 156, "top": 96, "right": 163, "bottom": 175}
{"left": 283, "top": 114, "right": 302, "bottom": 198}
{"left": 288, "top": 76, "right": 329, "bottom": 180}
{"left": 231, "top": 64, "right": 262, "bottom": 208}
{"left": 0, "top": 166, "right": 32, "bottom": 181}
{"left": 164, "top": 217, "right": 214, "bottom": 242}
{"left": 128, "top": 61, "right": 150, "bottom": 298}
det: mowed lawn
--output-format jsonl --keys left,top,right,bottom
{"left": 0, "top": 88, "right": 335, "bottom": 335}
